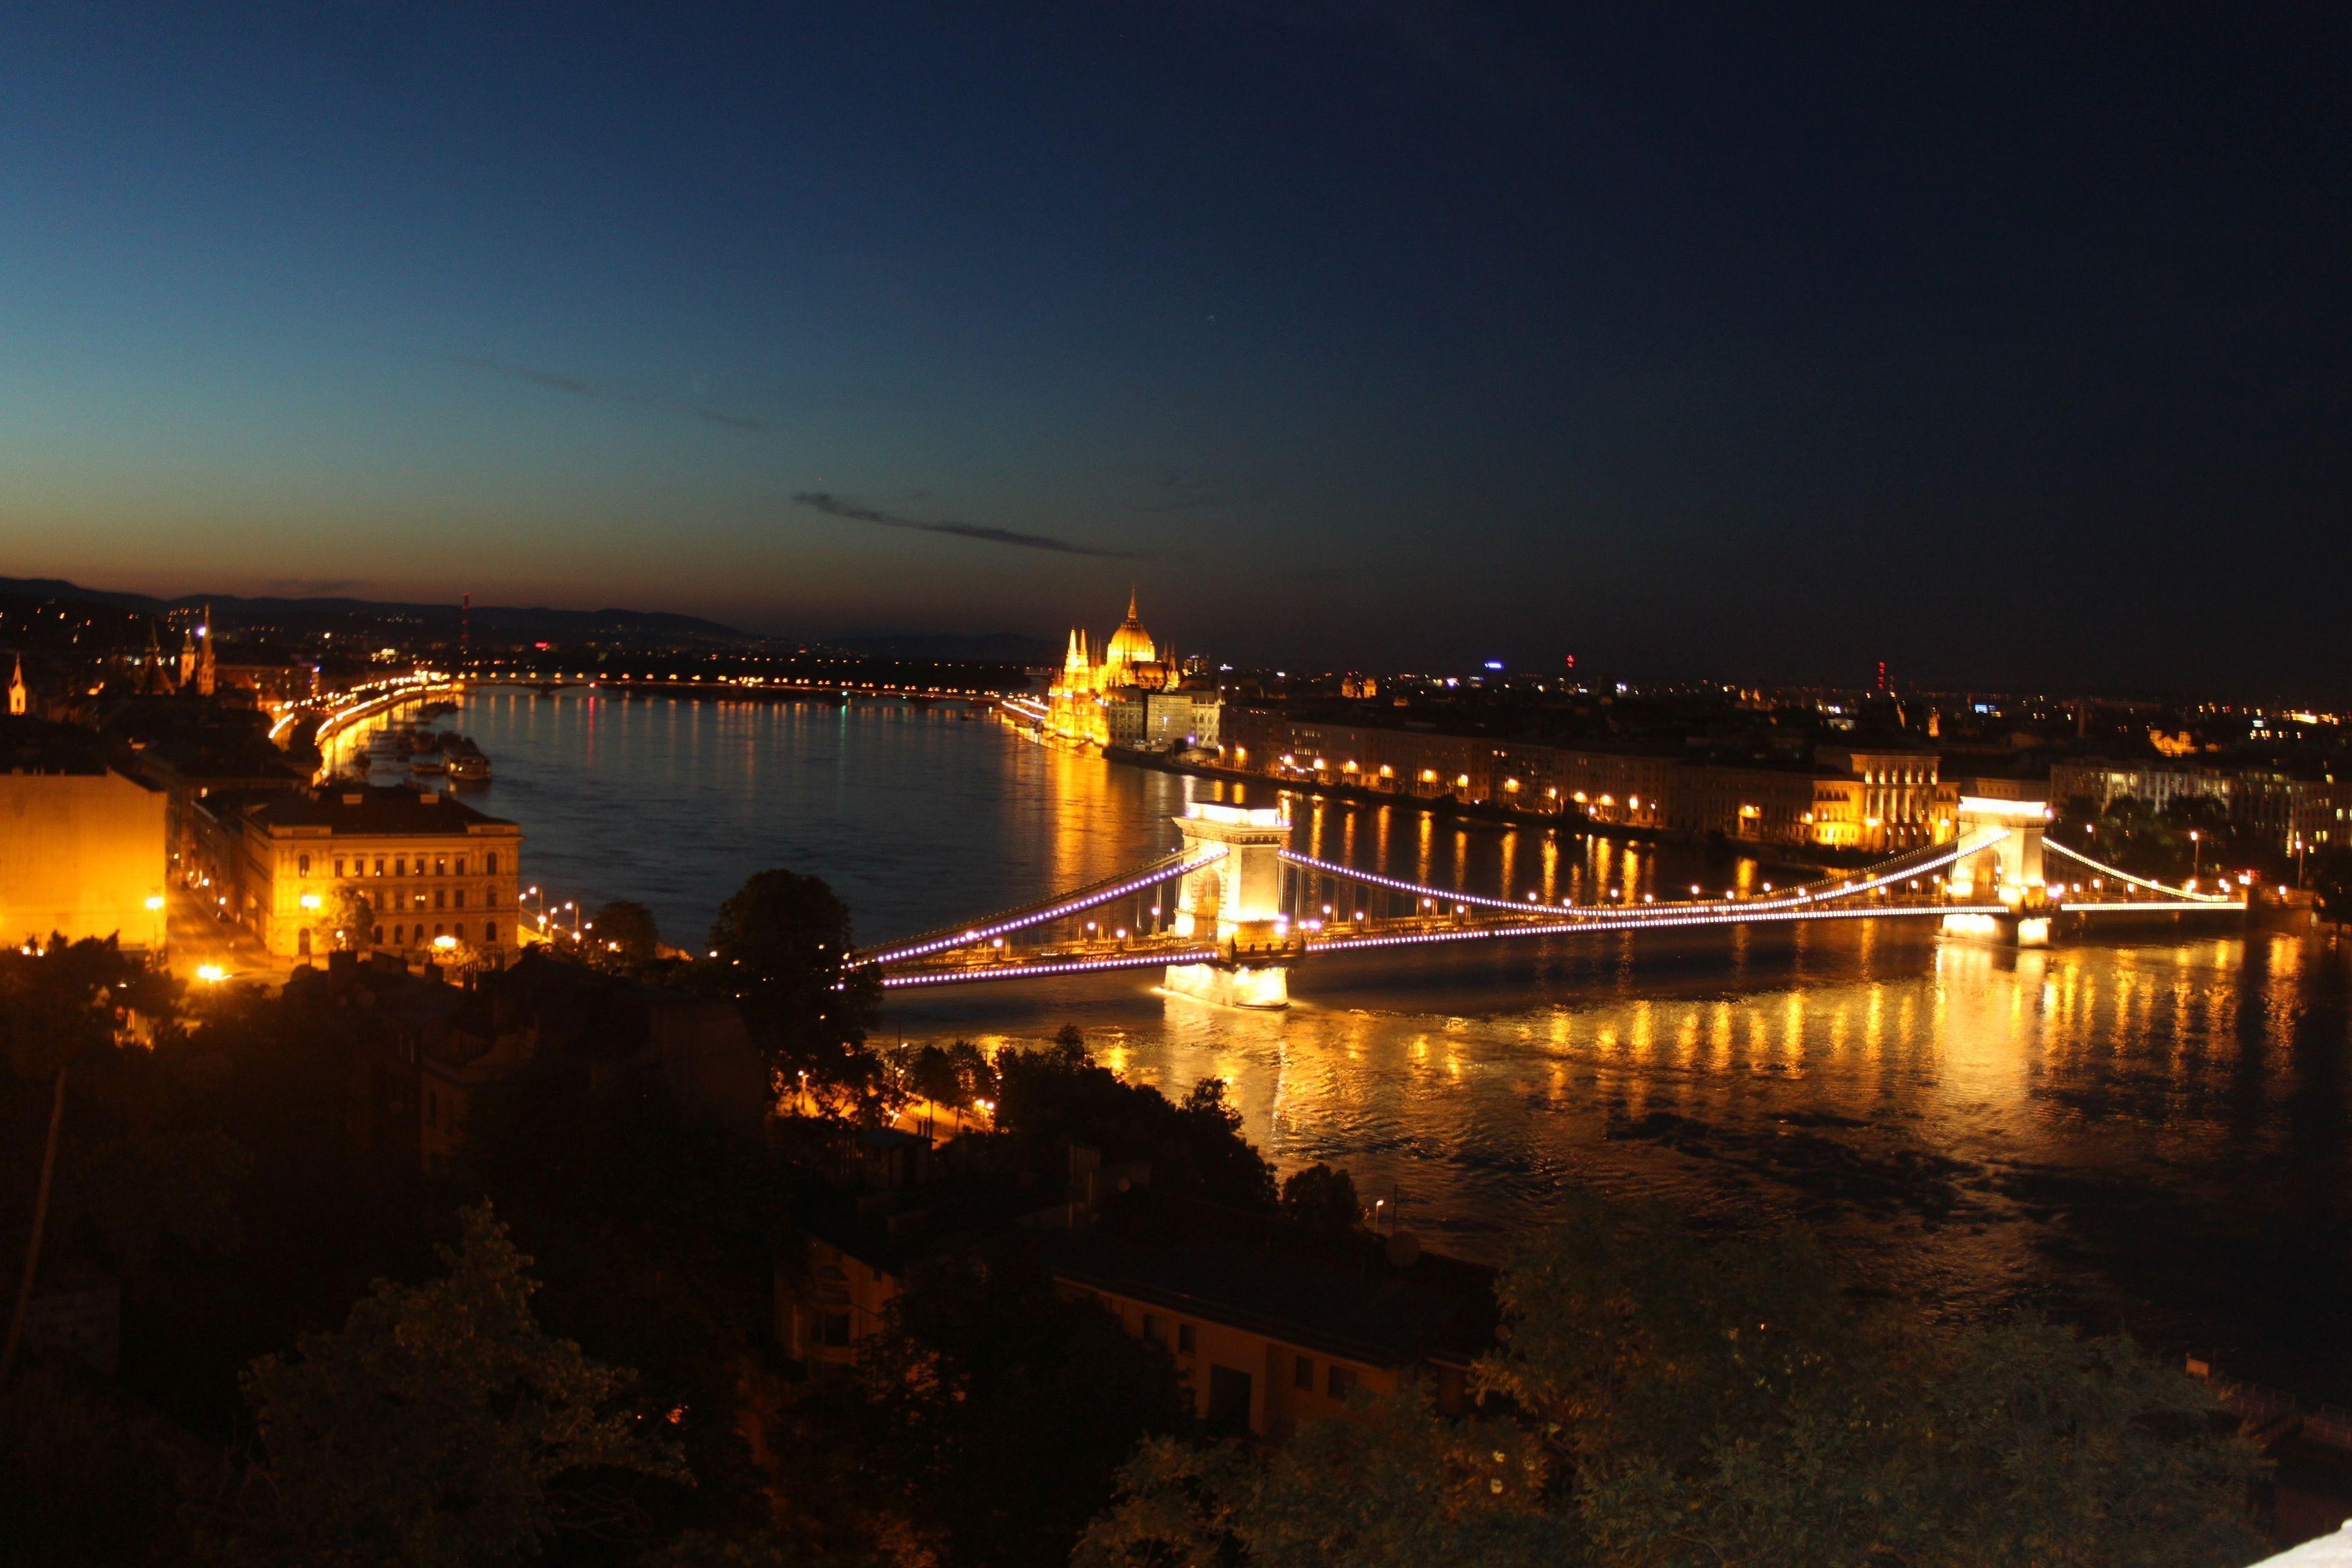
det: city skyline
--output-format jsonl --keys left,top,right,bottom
{"left": 3, "top": 6, "right": 2347, "bottom": 693}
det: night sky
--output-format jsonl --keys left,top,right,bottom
{"left": 3, "top": 5, "right": 2346, "bottom": 695}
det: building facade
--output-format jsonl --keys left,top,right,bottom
{"left": 0, "top": 763, "right": 167, "bottom": 951}
{"left": 193, "top": 784, "right": 522, "bottom": 965}
{"left": 1216, "top": 710, "right": 1957, "bottom": 853}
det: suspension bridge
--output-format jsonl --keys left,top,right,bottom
{"left": 852, "top": 795, "right": 2244, "bottom": 1008}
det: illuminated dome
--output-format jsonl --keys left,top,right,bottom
{"left": 1103, "top": 589, "right": 1156, "bottom": 669}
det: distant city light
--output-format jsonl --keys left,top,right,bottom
{"left": 1483, "top": 659, "right": 1505, "bottom": 670}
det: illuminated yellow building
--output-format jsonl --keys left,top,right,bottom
{"left": 1045, "top": 591, "right": 1179, "bottom": 746}
{"left": 0, "top": 757, "right": 167, "bottom": 951}
{"left": 193, "top": 785, "right": 522, "bottom": 966}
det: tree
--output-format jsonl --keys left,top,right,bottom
{"left": 0, "top": 937, "right": 176, "bottom": 1388}
{"left": 1078, "top": 1190, "right": 2268, "bottom": 1568}
{"left": 1278, "top": 1164, "right": 1360, "bottom": 1232}
{"left": 217, "top": 1203, "right": 688, "bottom": 1567}
{"left": 458, "top": 1048, "right": 781, "bottom": 1529}
{"left": 320, "top": 886, "right": 375, "bottom": 953}
{"left": 590, "top": 900, "right": 662, "bottom": 971}
{"left": 704, "top": 871, "right": 881, "bottom": 1106}
{"left": 990, "top": 1035, "right": 1275, "bottom": 1211}
{"left": 1077, "top": 1385, "right": 1564, "bottom": 1568}
{"left": 1477, "top": 1195, "right": 2264, "bottom": 1568}
{"left": 828, "top": 1239, "right": 1194, "bottom": 1568}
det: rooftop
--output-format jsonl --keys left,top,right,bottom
{"left": 1051, "top": 1189, "right": 1497, "bottom": 1370}
{"left": 228, "top": 783, "right": 519, "bottom": 836}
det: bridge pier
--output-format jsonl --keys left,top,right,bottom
{"left": 1166, "top": 802, "right": 1296, "bottom": 1009}
{"left": 1942, "top": 789, "right": 2055, "bottom": 946}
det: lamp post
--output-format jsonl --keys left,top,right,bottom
{"left": 2189, "top": 829, "right": 2202, "bottom": 883}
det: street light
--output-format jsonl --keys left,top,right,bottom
{"left": 2189, "top": 830, "right": 2202, "bottom": 881}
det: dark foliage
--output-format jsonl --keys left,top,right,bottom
{"left": 785, "top": 1238, "right": 1194, "bottom": 1568}
{"left": 991, "top": 1028, "right": 1275, "bottom": 1211}
{"left": 589, "top": 900, "right": 663, "bottom": 971}
{"left": 459, "top": 1049, "right": 784, "bottom": 1543}
{"left": 1277, "top": 1164, "right": 1360, "bottom": 1232}
{"left": 702, "top": 870, "right": 883, "bottom": 1107}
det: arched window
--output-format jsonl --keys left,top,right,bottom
{"left": 455, "top": 923, "right": 466, "bottom": 941}
{"left": 297, "top": 928, "right": 311, "bottom": 955}
{"left": 394, "top": 925, "right": 405, "bottom": 945}
{"left": 297, "top": 853, "right": 311, "bottom": 877}
{"left": 372, "top": 925, "right": 383, "bottom": 944}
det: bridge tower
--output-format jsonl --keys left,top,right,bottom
{"left": 1165, "top": 802, "right": 1296, "bottom": 1009}
{"left": 1943, "top": 789, "right": 2055, "bottom": 946}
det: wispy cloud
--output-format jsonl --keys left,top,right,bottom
{"left": 445, "top": 355, "right": 774, "bottom": 432}
{"left": 793, "top": 492, "right": 1146, "bottom": 559}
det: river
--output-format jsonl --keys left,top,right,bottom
{"left": 370, "top": 690, "right": 2352, "bottom": 1404}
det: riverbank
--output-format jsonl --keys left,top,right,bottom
{"left": 1098, "top": 741, "right": 1845, "bottom": 881}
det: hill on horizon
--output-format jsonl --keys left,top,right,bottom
{"left": 0, "top": 574, "right": 749, "bottom": 642}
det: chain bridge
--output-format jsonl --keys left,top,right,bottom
{"left": 851, "top": 796, "right": 2242, "bottom": 1009}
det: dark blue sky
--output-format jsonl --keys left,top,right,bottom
{"left": 3, "top": 4, "right": 2345, "bottom": 695}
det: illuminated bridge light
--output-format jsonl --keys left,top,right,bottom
{"left": 858, "top": 845, "right": 1228, "bottom": 966}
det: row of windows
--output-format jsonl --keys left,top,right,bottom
{"left": 370, "top": 887, "right": 493, "bottom": 911}
{"left": 1137, "top": 1310, "right": 1358, "bottom": 1402}
{"left": 295, "top": 851, "right": 502, "bottom": 878}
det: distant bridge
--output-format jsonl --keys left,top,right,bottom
{"left": 853, "top": 796, "right": 2242, "bottom": 1007}
{"left": 466, "top": 672, "right": 1013, "bottom": 702}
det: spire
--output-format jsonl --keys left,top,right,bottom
{"left": 196, "top": 604, "right": 216, "bottom": 696}
{"left": 7, "top": 655, "right": 26, "bottom": 717}
{"left": 1126, "top": 585, "right": 1139, "bottom": 623}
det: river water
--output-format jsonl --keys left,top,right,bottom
{"left": 395, "top": 691, "right": 2351, "bottom": 1402}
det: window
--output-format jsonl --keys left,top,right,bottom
{"left": 1178, "top": 1323, "right": 1196, "bottom": 1355}
{"left": 453, "top": 889, "right": 465, "bottom": 909}
{"left": 434, "top": 889, "right": 446, "bottom": 910}
{"left": 485, "top": 852, "right": 498, "bottom": 875}
{"left": 434, "top": 922, "right": 445, "bottom": 938}
{"left": 455, "top": 923, "right": 466, "bottom": 941}
{"left": 1326, "top": 1365, "right": 1355, "bottom": 1401}
{"left": 435, "top": 856, "right": 446, "bottom": 876}
{"left": 1294, "top": 1355, "right": 1314, "bottom": 1391}
{"left": 395, "top": 858, "right": 406, "bottom": 877}
{"left": 333, "top": 859, "right": 344, "bottom": 877}
{"left": 374, "top": 857, "right": 385, "bottom": 876}
{"left": 455, "top": 856, "right": 467, "bottom": 876}
{"left": 297, "top": 853, "right": 310, "bottom": 877}
{"left": 821, "top": 1312, "right": 851, "bottom": 1348}
{"left": 394, "top": 925, "right": 405, "bottom": 945}
{"left": 1141, "top": 1313, "right": 1164, "bottom": 1347}
{"left": 484, "top": 921, "right": 497, "bottom": 945}
{"left": 297, "top": 928, "right": 311, "bottom": 955}
{"left": 372, "top": 925, "right": 383, "bottom": 944}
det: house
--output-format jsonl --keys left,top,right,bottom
{"left": 774, "top": 1141, "right": 1498, "bottom": 1441}
{"left": 1049, "top": 1186, "right": 1497, "bottom": 1438}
